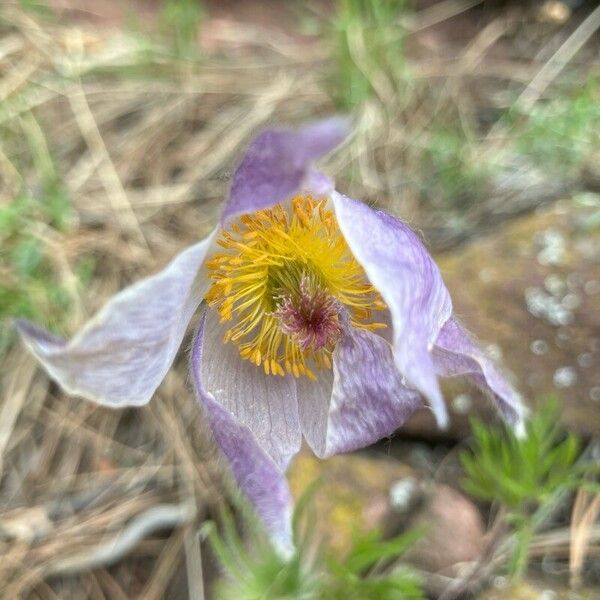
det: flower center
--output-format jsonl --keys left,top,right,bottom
{"left": 205, "top": 195, "right": 385, "bottom": 380}
{"left": 274, "top": 275, "right": 342, "bottom": 353}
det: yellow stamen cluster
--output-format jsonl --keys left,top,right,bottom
{"left": 205, "top": 195, "right": 386, "bottom": 380}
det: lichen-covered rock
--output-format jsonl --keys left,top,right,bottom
{"left": 288, "top": 453, "right": 486, "bottom": 573}
{"left": 288, "top": 452, "right": 421, "bottom": 553}
{"left": 403, "top": 196, "right": 600, "bottom": 438}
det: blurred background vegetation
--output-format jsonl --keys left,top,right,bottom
{"left": 0, "top": 1, "right": 598, "bottom": 598}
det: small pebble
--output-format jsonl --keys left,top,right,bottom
{"left": 544, "top": 274, "right": 565, "bottom": 296}
{"left": 531, "top": 339, "right": 548, "bottom": 355}
{"left": 577, "top": 353, "right": 594, "bottom": 368}
{"left": 553, "top": 366, "right": 577, "bottom": 388}
{"left": 536, "top": 229, "right": 566, "bottom": 266}
{"left": 389, "top": 478, "right": 418, "bottom": 512}
{"left": 525, "top": 287, "right": 573, "bottom": 326}
{"left": 538, "top": 1, "right": 570, "bottom": 25}
{"left": 452, "top": 394, "right": 472, "bottom": 414}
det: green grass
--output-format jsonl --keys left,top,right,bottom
{"left": 460, "top": 400, "right": 598, "bottom": 579}
{"left": 327, "top": 0, "right": 501, "bottom": 211}
{"left": 330, "top": 0, "right": 410, "bottom": 109}
{"left": 16, "top": 0, "right": 53, "bottom": 18}
{"left": 328, "top": 0, "right": 598, "bottom": 213}
{"left": 321, "top": 529, "right": 424, "bottom": 600}
{"left": 423, "top": 124, "right": 495, "bottom": 209}
{"left": 461, "top": 401, "right": 581, "bottom": 510}
{"left": 159, "top": 0, "right": 204, "bottom": 61}
{"left": 0, "top": 186, "right": 95, "bottom": 354}
{"left": 0, "top": 1, "right": 204, "bottom": 356}
{"left": 508, "top": 78, "right": 600, "bottom": 173}
{"left": 207, "top": 487, "right": 423, "bottom": 600}
{"left": 0, "top": 111, "right": 94, "bottom": 353}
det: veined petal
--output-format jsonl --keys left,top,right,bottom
{"left": 332, "top": 193, "right": 452, "bottom": 428}
{"left": 433, "top": 318, "right": 526, "bottom": 430}
{"left": 200, "top": 309, "right": 301, "bottom": 471}
{"left": 221, "top": 117, "right": 350, "bottom": 223}
{"left": 17, "top": 234, "right": 216, "bottom": 407}
{"left": 191, "top": 312, "right": 294, "bottom": 554}
{"left": 298, "top": 325, "right": 422, "bottom": 458}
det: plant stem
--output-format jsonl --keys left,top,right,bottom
{"left": 509, "top": 519, "right": 534, "bottom": 580}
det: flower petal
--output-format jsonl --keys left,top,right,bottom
{"left": 304, "top": 168, "right": 336, "bottom": 197}
{"left": 191, "top": 312, "right": 294, "bottom": 554}
{"left": 200, "top": 309, "right": 301, "bottom": 471}
{"left": 16, "top": 235, "right": 216, "bottom": 407}
{"left": 298, "top": 325, "right": 422, "bottom": 458}
{"left": 433, "top": 318, "right": 526, "bottom": 429}
{"left": 222, "top": 117, "right": 350, "bottom": 222}
{"left": 332, "top": 193, "right": 452, "bottom": 427}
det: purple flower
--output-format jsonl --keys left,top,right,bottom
{"left": 16, "top": 117, "right": 525, "bottom": 553}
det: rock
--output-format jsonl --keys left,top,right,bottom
{"left": 403, "top": 196, "right": 600, "bottom": 438}
{"left": 287, "top": 452, "right": 486, "bottom": 574}
{"left": 287, "top": 452, "right": 422, "bottom": 553}
{"left": 537, "top": 2, "right": 572, "bottom": 25}
{"left": 403, "top": 484, "right": 486, "bottom": 574}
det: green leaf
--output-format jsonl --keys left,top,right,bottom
{"left": 344, "top": 528, "right": 424, "bottom": 574}
{"left": 460, "top": 399, "right": 583, "bottom": 511}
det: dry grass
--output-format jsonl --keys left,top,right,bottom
{"left": 0, "top": 2, "right": 598, "bottom": 597}
{"left": 0, "top": 5, "right": 329, "bottom": 596}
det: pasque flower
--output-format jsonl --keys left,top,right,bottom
{"left": 17, "top": 118, "right": 524, "bottom": 553}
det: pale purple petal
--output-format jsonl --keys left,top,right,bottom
{"left": 222, "top": 117, "right": 350, "bottom": 222}
{"left": 191, "top": 312, "right": 293, "bottom": 554}
{"left": 16, "top": 234, "right": 216, "bottom": 407}
{"left": 304, "top": 168, "right": 336, "bottom": 197}
{"left": 200, "top": 309, "right": 301, "bottom": 471}
{"left": 433, "top": 318, "right": 526, "bottom": 429}
{"left": 332, "top": 193, "right": 452, "bottom": 428}
{"left": 298, "top": 325, "right": 422, "bottom": 458}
